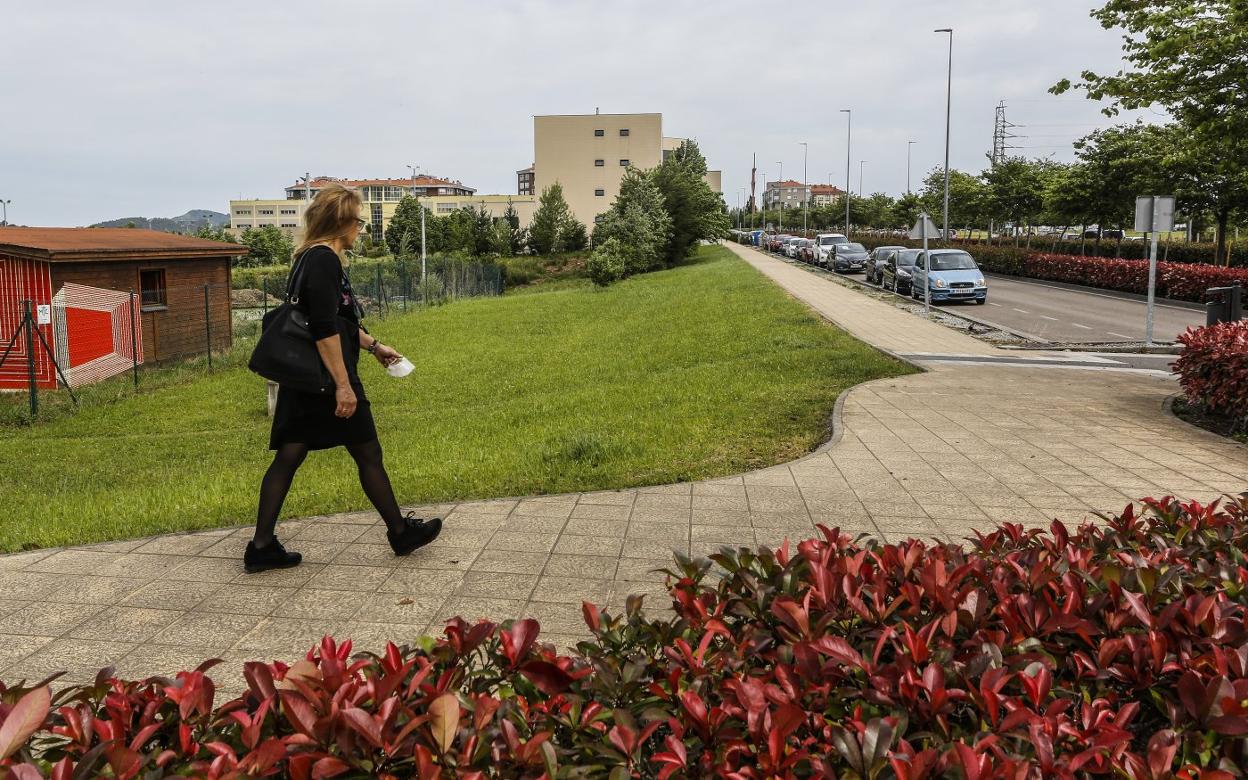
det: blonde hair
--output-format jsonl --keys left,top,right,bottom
{"left": 294, "top": 184, "right": 362, "bottom": 264}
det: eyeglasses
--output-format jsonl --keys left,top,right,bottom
{"left": 355, "top": 218, "right": 367, "bottom": 228}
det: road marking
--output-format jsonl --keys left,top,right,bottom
{"left": 1072, "top": 323, "right": 1093, "bottom": 330}
{"left": 1012, "top": 308, "right": 1030, "bottom": 314}
{"left": 1107, "top": 331, "right": 1132, "bottom": 339}
{"left": 987, "top": 302, "right": 1002, "bottom": 307}
{"left": 1039, "top": 315, "right": 1058, "bottom": 321}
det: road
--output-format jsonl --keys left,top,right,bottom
{"left": 975, "top": 275, "right": 1205, "bottom": 343}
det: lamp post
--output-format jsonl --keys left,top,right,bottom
{"left": 800, "top": 142, "right": 808, "bottom": 236}
{"left": 0, "top": 199, "right": 8, "bottom": 226}
{"left": 906, "top": 141, "right": 916, "bottom": 195}
{"left": 775, "top": 162, "right": 783, "bottom": 234}
{"left": 859, "top": 161, "right": 867, "bottom": 197}
{"left": 935, "top": 28, "right": 953, "bottom": 240}
{"left": 406, "top": 164, "right": 426, "bottom": 287}
{"left": 840, "top": 110, "right": 851, "bottom": 236}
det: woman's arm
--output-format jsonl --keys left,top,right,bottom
{"left": 316, "top": 335, "right": 356, "bottom": 418}
{"left": 360, "top": 328, "right": 401, "bottom": 365}
{"left": 301, "top": 248, "right": 357, "bottom": 417}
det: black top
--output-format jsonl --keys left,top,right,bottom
{"left": 295, "top": 245, "right": 363, "bottom": 340}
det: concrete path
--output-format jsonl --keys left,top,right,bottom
{"left": 1, "top": 243, "right": 1243, "bottom": 693}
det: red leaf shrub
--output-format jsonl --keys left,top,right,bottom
{"left": 1175, "top": 321, "right": 1248, "bottom": 428}
{"left": 3, "top": 496, "right": 1248, "bottom": 777}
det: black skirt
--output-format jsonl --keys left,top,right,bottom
{"left": 269, "top": 379, "right": 377, "bottom": 451}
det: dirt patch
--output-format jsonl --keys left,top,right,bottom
{"left": 1172, "top": 397, "right": 1248, "bottom": 444}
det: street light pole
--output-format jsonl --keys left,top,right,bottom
{"left": 406, "top": 164, "right": 427, "bottom": 287}
{"left": 907, "top": 141, "right": 916, "bottom": 195}
{"left": 859, "top": 161, "right": 866, "bottom": 197}
{"left": 775, "top": 162, "right": 783, "bottom": 234}
{"left": 0, "top": 199, "right": 8, "bottom": 226}
{"left": 800, "top": 142, "right": 808, "bottom": 236}
{"left": 840, "top": 109, "right": 851, "bottom": 236}
{"left": 935, "top": 28, "right": 953, "bottom": 240}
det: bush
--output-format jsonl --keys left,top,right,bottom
{"left": 1175, "top": 321, "right": 1248, "bottom": 431}
{"left": 4, "top": 496, "right": 1248, "bottom": 776}
{"left": 586, "top": 237, "right": 627, "bottom": 287}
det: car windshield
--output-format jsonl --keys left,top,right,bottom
{"left": 819, "top": 236, "right": 846, "bottom": 245}
{"left": 931, "top": 252, "right": 978, "bottom": 271}
{"left": 897, "top": 250, "right": 921, "bottom": 267}
{"left": 838, "top": 243, "right": 866, "bottom": 253}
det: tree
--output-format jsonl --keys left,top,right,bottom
{"left": 384, "top": 196, "right": 426, "bottom": 256}
{"left": 918, "top": 168, "right": 989, "bottom": 232}
{"left": 586, "top": 237, "right": 627, "bottom": 287}
{"left": 497, "top": 201, "right": 527, "bottom": 256}
{"left": 238, "top": 225, "right": 294, "bottom": 267}
{"left": 983, "top": 157, "right": 1058, "bottom": 239}
{"left": 562, "top": 218, "right": 588, "bottom": 251}
{"left": 858, "top": 193, "right": 896, "bottom": 228}
{"left": 467, "top": 206, "right": 496, "bottom": 257}
{"left": 890, "top": 193, "right": 924, "bottom": 229}
{"left": 194, "top": 225, "right": 234, "bottom": 243}
{"left": 1053, "top": 0, "right": 1248, "bottom": 260}
{"left": 650, "top": 139, "right": 730, "bottom": 264}
{"left": 529, "top": 183, "right": 572, "bottom": 255}
{"left": 592, "top": 167, "right": 672, "bottom": 275}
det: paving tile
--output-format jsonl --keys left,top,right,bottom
{"left": 614, "top": 558, "right": 672, "bottom": 581}
{"left": 468, "top": 550, "right": 548, "bottom": 575}
{"left": 114, "top": 643, "right": 231, "bottom": 680}
{"left": 305, "top": 565, "right": 392, "bottom": 592}
{"left": 154, "top": 612, "right": 265, "bottom": 648}
{"left": 95, "top": 554, "right": 195, "bottom": 579}
{"left": 48, "top": 576, "right": 150, "bottom": 605}
{"left": 68, "top": 607, "right": 183, "bottom": 643}
{"left": 626, "top": 522, "right": 688, "bottom": 544}
{"left": 165, "top": 557, "right": 247, "bottom": 583}
{"left": 200, "top": 584, "right": 296, "bottom": 616}
{"left": 519, "top": 601, "right": 589, "bottom": 634}
{"left": 0, "top": 602, "right": 105, "bottom": 637}
{"left": 332, "top": 543, "right": 403, "bottom": 567}
{"left": 131, "top": 535, "right": 224, "bottom": 556}
{"left": 274, "top": 589, "right": 371, "bottom": 621}
{"left": 629, "top": 508, "right": 693, "bottom": 524}
{"left": 553, "top": 535, "right": 622, "bottom": 557}
{"left": 488, "top": 532, "right": 558, "bottom": 553}
{"left": 530, "top": 576, "right": 610, "bottom": 605}
{"left": 620, "top": 539, "right": 689, "bottom": 559}
{"left": 26, "top": 550, "right": 126, "bottom": 576}
{"left": 231, "top": 563, "right": 327, "bottom": 588}
{"left": 233, "top": 617, "right": 344, "bottom": 654}
{"left": 337, "top": 621, "right": 433, "bottom": 652}
{"left": 292, "top": 523, "right": 369, "bottom": 543}
{"left": 504, "top": 516, "right": 568, "bottom": 535}
{"left": 352, "top": 593, "right": 444, "bottom": 625}
{"left": 690, "top": 509, "right": 754, "bottom": 526}
{"left": 120, "top": 580, "right": 222, "bottom": 610}
{"left": 396, "top": 546, "right": 477, "bottom": 571}
{"left": 691, "top": 483, "right": 747, "bottom": 498}
{"left": 379, "top": 569, "right": 465, "bottom": 597}
{"left": 512, "top": 501, "right": 575, "bottom": 519}
{"left": 575, "top": 491, "right": 636, "bottom": 506}
{"left": 0, "top": 635, "right": 56, "bottom": 672}
{"left": 569, "top": 503, "right": 632, "bottom": 521}
{"left": 0, "top": 550, "right": 56, "bottom": 570}
{"left": 633, "top": 494, "right": 692, "bottom": 510}
{"left": 3, "top": 638, "right": 135, "bottom": 683}
{"left": 435, "top": 597, "right": 524, "bottom": 624}
{"left": 454, "top": 499, "right": 517, "bottom": 514}
{"left": 542, "top": 555, "right": 618, "bottom": 579}
{"left": 563, "top": 518, "right": 628, "bottom": 537}
{"left": 636, "top": 483, "right": 691, "bottom": 495}
{"left": 458, "top": 572, "right": 539, "bottom": 599}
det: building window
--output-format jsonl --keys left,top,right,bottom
{"left": 619, "top": 159, "right": 629, "bottom": 166}
{"left": 437, "top": 203, "right": 455, "bottom": 213}
{"left": 594, "top": 159, "right": 604, "bottom": 167}
{"left": 258, "top": 209, "right": 274, "bottom": 215}
{"left": 619, "top": 128, "right": 630, "bottom": 136}
{"left": 234, "top": 209, "right": 249, "bottom": 215}
{"left": 139, "top": 269, "right": 166, "bottom": 309}
{"left": 595, "top": 189, "right": 605, "bottom": 196}
{"left": 438, "top": 188, "right": 447, "bottom": 195}
{"left": 281, "top": 222, "right": 297, "bottom": 228}
{"left": 594, "top": 129, "right": 604, "bottom": 137}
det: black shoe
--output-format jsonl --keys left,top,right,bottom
{"left": 387, "top": 513, "right": 443, "bottom": 556}
{"left": 244, "top": 538, "right": 302, "bottom": 573}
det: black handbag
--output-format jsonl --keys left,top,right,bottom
{"left": 247, "top": 252, "right": 335, "bottom": 394}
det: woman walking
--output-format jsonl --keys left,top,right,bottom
{"left": 246, "top": 184, "right": 441, "bottom": 573}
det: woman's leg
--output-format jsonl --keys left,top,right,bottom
{"left": 253, "top": 442, "right": 310, "bottom": 547}
{"left": 345, "top": 438, "right": 405, "bottom": 533}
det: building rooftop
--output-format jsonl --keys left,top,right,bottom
{"left": 767, "top": 180, "right": 809, "bottom": 189}
{"left": 284, "top": 176, "right": 474, "bottom": 193}
{"left": 0, "top": 227, "right": 245, "bottom": 262}
{"left": 811, "top": 185, "right": 846, "bottom": 195}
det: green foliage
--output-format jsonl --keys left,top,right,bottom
{"left": 890, "top": 192, "right": 923, "bottom": 228}
{"left": 236, "top": 225, "right": 294, "bottom": 267}
{"left": 593, "top": 167, "right": 673, "bottom": 275}
{"left": 562, "top": 217, "right": 588, "bottom": 252}
{"left": 384, "top": 195, "right": 425, "bottom": 256}
{"left": 586, "top": 237, "right": 628, "bottom": 286}
{"left": 497, "top": 201, "right": 527, "bottom": 256}
{"left": 651, "top": 139, "right": 730, "bottom": 263}
{"left": 194, "top": 225, "right": 234, "bottom": 243}
{"left": 919, "top": 167, "right": 989, "bottom": 228}
{"left": 528, "top": 183, "right": 572, "bottom": 255}
{"left": 983, "top": 156, "right": 1062, "bottom": 229}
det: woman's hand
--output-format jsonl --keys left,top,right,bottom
{"left": 373, "top": 343, "right": 402, "bottom": 366}
{"left": 334, "top": 384, "right": 358, "bottom": 418}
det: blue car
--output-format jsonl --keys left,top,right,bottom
{"left": 910, "top": 249, "right": 988, "bottom": 304}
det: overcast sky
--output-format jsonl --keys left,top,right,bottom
{"left": 1, "top": 0, "right": 1157, "bottom": 227}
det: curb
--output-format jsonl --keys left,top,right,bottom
{"left": 1163, "top": 393, "right": 1248, "bottom": 452}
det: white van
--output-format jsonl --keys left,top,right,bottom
{"left": 815, "top": 233, "right": 849, "bottom": 262}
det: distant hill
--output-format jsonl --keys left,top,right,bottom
{"left": 91, "top": 209, "right": 229, "bottom": 233}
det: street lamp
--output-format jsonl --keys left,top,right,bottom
{"left": 843, "top": 108, "right": 853, "bottom": 234}
{"left": 1, "top": 199, "right": 11, "bottom": 227}
{"left": 935, "top": 28, "right": 953, "bottom": 239}
{"left": 775, "top": 161, "right": 783, "bottom": 233}
{"left": 907, "top": 141, "right": 916, "bottom": 195}
{"left": 406, "top": 163, "right": 427, "bottom": 286}
{"left": 859, "top": 161, "right": 867, "bottom": 197}
{"left": 799, "top": 142, "right": 808, "bottom": 236}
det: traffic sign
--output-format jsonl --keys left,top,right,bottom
{"left": 1134, "top": 196, "right": 1175, "bottom": 233}
{"left": 908, "top": 214, "right": 939, "bottom": 241}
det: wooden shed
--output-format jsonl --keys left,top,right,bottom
{"left": 0, "top": 228, "right": 245, "bottom": 390}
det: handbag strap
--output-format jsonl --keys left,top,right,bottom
{"left": 286, "top": 243, "right": 335, "bottom": 306}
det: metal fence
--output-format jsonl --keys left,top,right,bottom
{"left": 1, "top": 259, "right": 504, "bottom": 421}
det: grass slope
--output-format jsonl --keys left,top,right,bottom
{"left": 0, "top": 246, "right": 912, "bottom": 551}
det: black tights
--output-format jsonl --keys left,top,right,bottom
{"left": 253, "top": 439, "right": 404, "bottom": 546}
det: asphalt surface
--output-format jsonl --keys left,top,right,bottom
{"left": 969, "top": 275, "right": 1205, "bottom": 343}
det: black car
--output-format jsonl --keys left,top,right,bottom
{"left": 830, "top": 242, "right": 870, "bottom": 273}
{"left": 880, "top": 248, "right": 922, "bottom": 295}
{"left": 865, "top": 245, "right": 906, "bottom": 284}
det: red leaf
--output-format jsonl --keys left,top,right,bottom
{"left": 500, "top": 618, "right": 541, "bottom": 666}
{"left": 582, "top": 601, "right": 601, "bottom": 632}
{"left": 0, "top": 686, "right": 50, "bottom": 761}
{"left": 342, "top": 707, "right": 384, "bottom": 748}
{"left": 312, "top": 756, "right": 352, "bottom": 778}
{"left": 520, "top": 660, "right": 575, "bottom": 695}
{"left": 279, "top": 691, "right": 319, "bottom": 737}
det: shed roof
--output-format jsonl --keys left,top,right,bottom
{"left": 0, "top": 228, "right": 246, "bottom": 263}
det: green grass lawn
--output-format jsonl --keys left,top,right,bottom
{"left": 0, "top": 245, "right": 912, "bottom": 552}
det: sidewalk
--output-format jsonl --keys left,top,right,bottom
{"left": 0, "top": 244, "right": 1243, "bottom": 691}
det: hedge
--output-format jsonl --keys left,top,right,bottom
{"left": 1175, "top": 321, "right": 1248, "bottom": 432}
{"left": 3, "top": 495, "right": 1248, "bottom": 777}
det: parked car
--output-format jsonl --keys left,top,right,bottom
{"left": 796, "top": 239, "right": 820, "bottom": 263}
{"left": 880, "top": 248, "right": 922, "bottom": 295}
{"left": 910, "top": 249, "right": 988, "bottom": 304}
{"left": 865, "top": 245, "right": 906, "bottom": 284}
{"left": 814, "top": 233, "right": 849, "bottom": 264}
{"left": 829, "top": 242, "right": 870, "bottom": 273}
{"left": 783, "top": 237, "right": 803, "bottom": 258}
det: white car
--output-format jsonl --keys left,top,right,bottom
{"left": 815, "top": 233, "right": 849, "bottom": 264}
{"left": 783, "top": 237, "right": 804, "bottom": 258}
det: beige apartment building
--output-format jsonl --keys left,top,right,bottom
{"left": 533, "top": 113, "right": 722, "bottom": 227}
